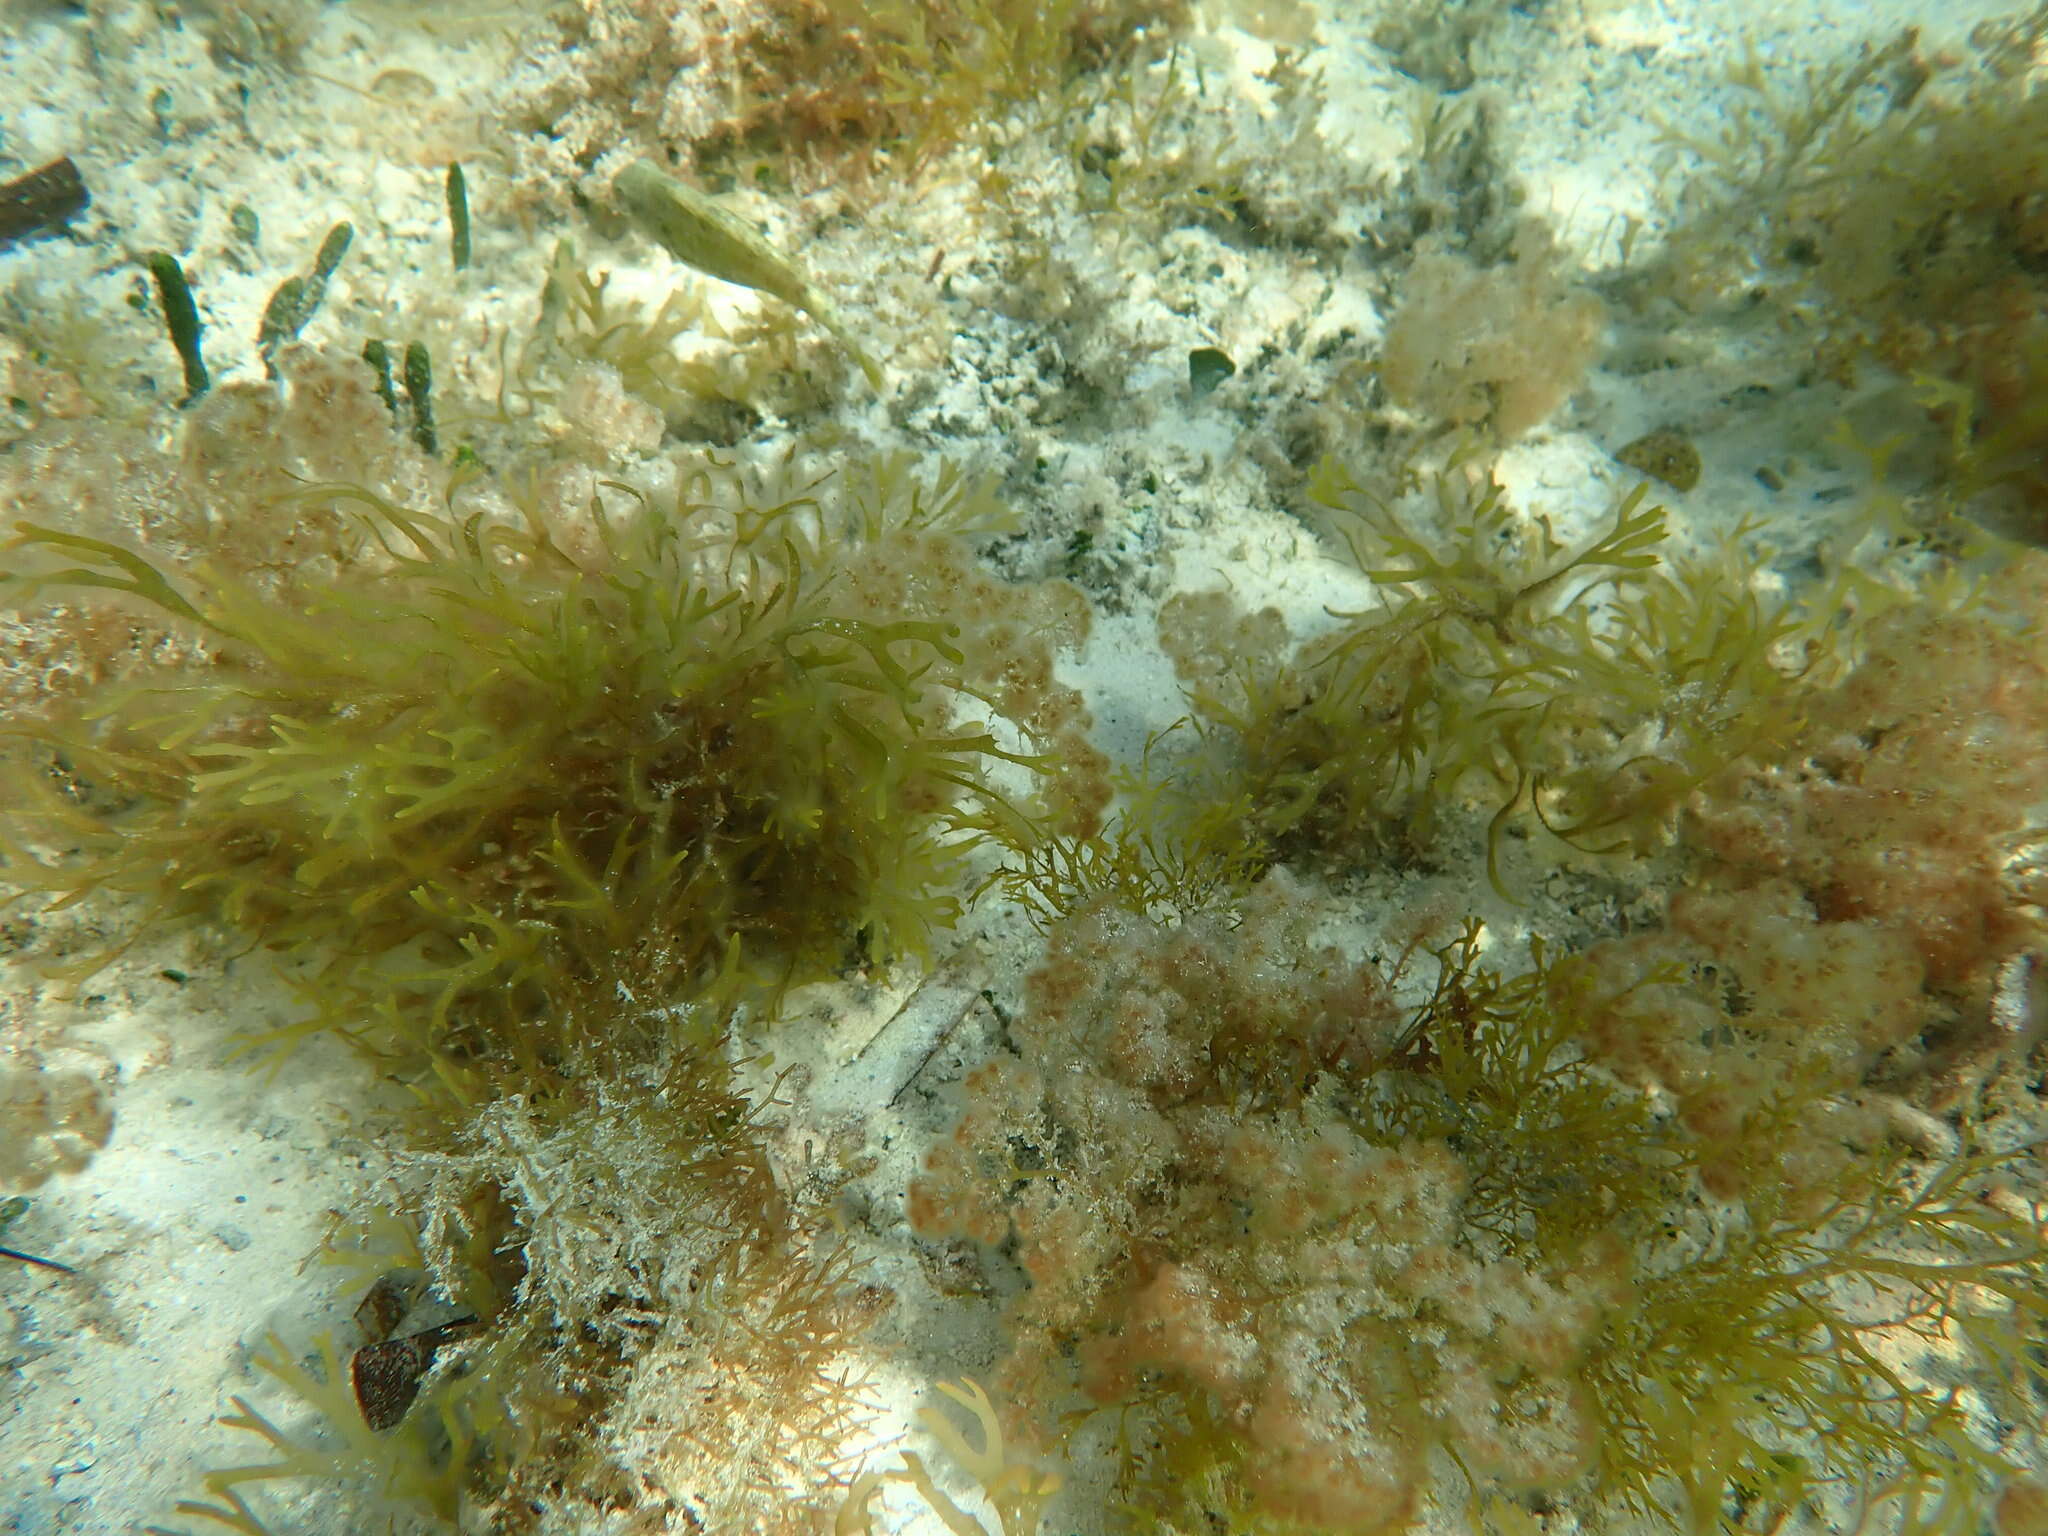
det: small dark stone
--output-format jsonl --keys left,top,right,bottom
{"left": 351, "top": 1272, "right": 418, "bottom": 1344}
{"left": 350, "top": 1315, "right": 478, "bottom": 1430}
{"left": 350, "top": 1334, "right": 432, "bottom": 1432}
{"left": 0, "top": 158, "right": 89, "bottom": 248}
{"left": 1614, "top": 428, "right": 1702, "bottom": 492}
{"left": 1188, "top": 347, "right": 1236, "bottom": 396}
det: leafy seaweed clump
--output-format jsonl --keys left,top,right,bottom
{"left": 145, "top": 1188, "right": 533, "bottom": 1535}
{"left": 149, "top": 992, "right": 891, "bottom": 1533}
{"left": 1157, "top": 455, "right": 1854, "bottom": 892}
{"left": 1657, "top": 12, "right": 2048, "bottom": 536}
{"left": 22, "top": 434, "right": 1098, "bottom": 1532}
{"left": 837, "top": 1377, "right": 1064, "bottom": 1536}
{"left": 0, "top": 445, "right": 1089, "bottom": 1085}
{"left": 687, "top": 0, "right": 1190, "bottom": 178}
{"left": 981, "top": 722, "right": 1263, "bottom": 929}
{"left": 910, "top": 880, "right": 2048, "bottom": 1535}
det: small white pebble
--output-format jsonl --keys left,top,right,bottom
{"left": 1871, "top": 1093, "right": 1960, "bottom": 1159}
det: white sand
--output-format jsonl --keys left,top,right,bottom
{"left": 0, "top": 0, "right": 2026, "bottom": 1532}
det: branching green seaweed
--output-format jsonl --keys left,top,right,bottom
{"left": 837, "top": 1377, "right": 1065, "bottom": 1536}
{"left": 982, "top": 722, "right": 1260, "bottom": 927}
{"left": 1159, "top": 455, "right": 1852, "bottom": 892}
{"left": 0, "top": 446, "right": 1054, "bottom": 1083}
{"left": 923, "top": 898, "right": 2048, "bottom": 1536}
